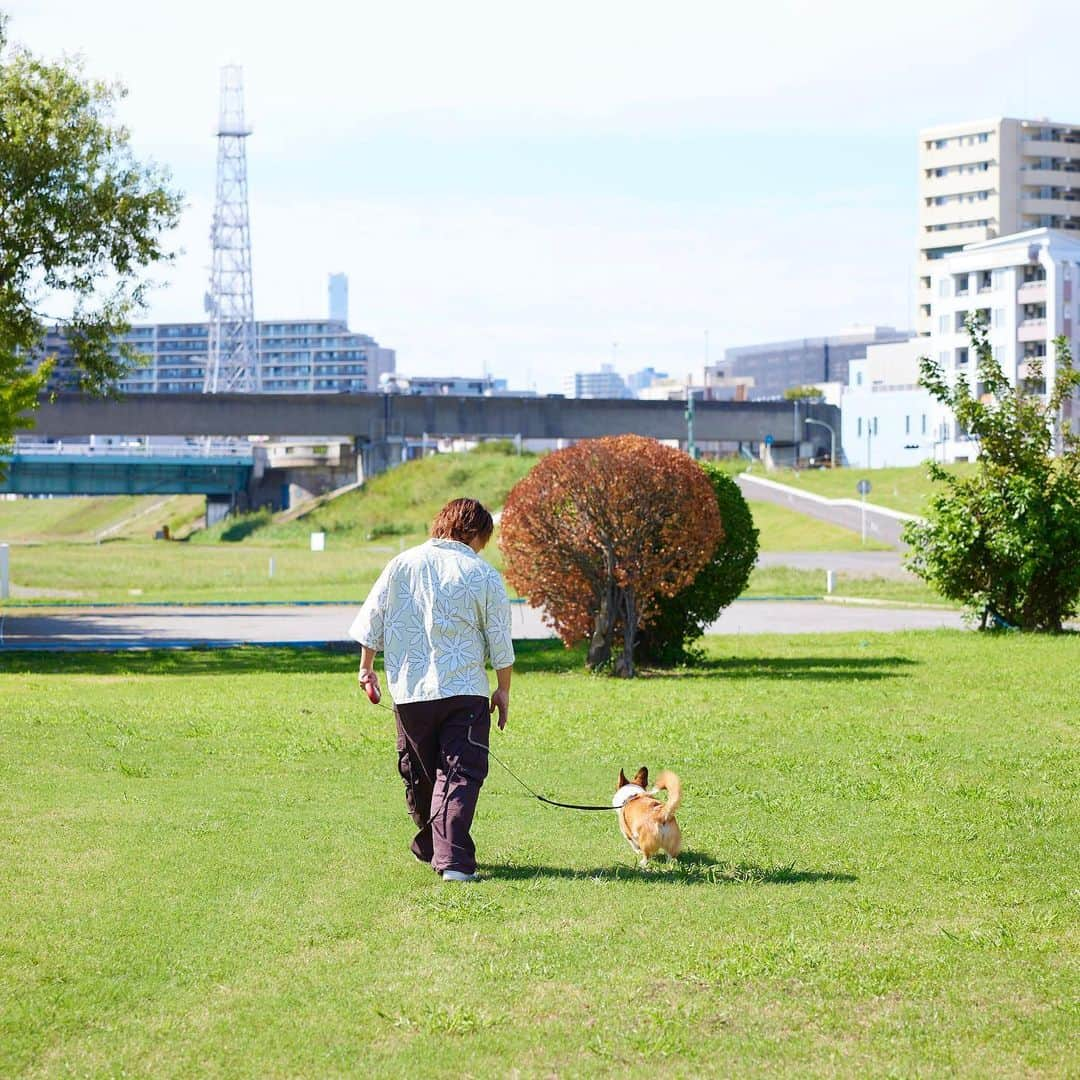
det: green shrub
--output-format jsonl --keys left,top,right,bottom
{"left": 366, "top": 522, "right": 413, "bottom": 541}
{"left": 470, "top": 439, "right": 519, "bottom": 455}
{"left": 904, "top": 318, "right": 1080, "bottom": 631}
{"left": 635, "top": 461, "right": 760, "bottom": 665}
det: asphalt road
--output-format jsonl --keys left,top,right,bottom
{"left": 739, "top": 473, "right": 918, "bottom": 548}
{"left": 0, "top": 600, "right": 965, "bottom": 651}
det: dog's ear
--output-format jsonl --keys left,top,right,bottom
{"left": 618, "top": 768, "right": 629, "bottom": 789}
{"left": 633, "top": 767, "right": 649, "bottom": 789}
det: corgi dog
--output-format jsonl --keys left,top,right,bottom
{"left": 613, "top": 766, "right": 682, "bottom": 866}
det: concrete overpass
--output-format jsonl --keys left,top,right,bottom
{"left": 29, "top": 392, "right": 841, "bottom": 455}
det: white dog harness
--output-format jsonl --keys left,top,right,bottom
{"left": 612, "top": 783, "right": 647, "bottom": 810}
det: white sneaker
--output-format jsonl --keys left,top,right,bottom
{"left": 441, "top": 870, "right": 478, "bottom": 882}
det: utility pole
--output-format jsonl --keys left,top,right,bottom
{"left": 204, "top": 65, "right": 258, "bottom": 393}
{"left": 685, "top": 383, "right": 696, "bottom": 460}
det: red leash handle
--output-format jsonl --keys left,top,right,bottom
{"left": 358, "top": 670, "right": 381, "bottom": 705}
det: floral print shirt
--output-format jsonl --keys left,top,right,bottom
{"left": 348, "top": 538, "right": 516, "bottom": 704}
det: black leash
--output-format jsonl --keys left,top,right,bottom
{"left": 369, "top": 696, "right": 620, "bottom": 812}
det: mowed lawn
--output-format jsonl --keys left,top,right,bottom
{"left": 1, "top": 634, "right": 1077, "bottom": 1077}
{"left": 0, "top": 500, "right": 919, "bottom": 607}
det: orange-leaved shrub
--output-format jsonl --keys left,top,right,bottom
{"left": 500, "top": 435, "right": 722, "bottom": 676}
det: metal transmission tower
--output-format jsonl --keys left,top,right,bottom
{"left": 204, "top": 65, "right": 259, "bottom": 393}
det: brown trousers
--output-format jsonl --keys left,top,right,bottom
{"left": 393, "top": 694, "right": 490, "bottom": 875}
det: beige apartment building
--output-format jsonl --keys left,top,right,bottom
{"left": 917, "top": 117, "right": 1080, "bottom": 335}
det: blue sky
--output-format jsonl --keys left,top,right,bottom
{"left": 7, "top": 0, "right": 1080, "bottom": 390}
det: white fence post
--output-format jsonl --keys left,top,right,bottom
{"left": 0, "top": 543, "right": 9, "bottom": 600}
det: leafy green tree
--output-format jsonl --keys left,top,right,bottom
{"left": 904, "top": 317, "right": 1080, "bottom": 631}
{"left": 0, "top": 16, "right": 181, "bottom": 451}
{"left": 635, "top": 462, "right": 760, "bottom": 665}
{"left": 783, "top": 385, "right": 824, "bottom": 401}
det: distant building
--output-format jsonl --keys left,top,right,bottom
{"left": 379, "top": 373, "right": 531, "bottom": 397}
{"left": 843, "top": 226, "right": 1080, "bottom": 467}
{"left": 563, "top": 363, "right": 632, "bottom": 399}
{"left": 726, "top": 326, "right": 911, "bottom": 400}
{"left": 40, "top": 318, "right": 395, "bottom": 394}
{"left": 842, "top": 340, "right": 942, "bottom": 468}
{"left": 328, "top": 272, "right": 349, "bottom": 324}
{"left": 626, "top": 366, "right": 667, "bottom": 394}
{"left": 637, "top": 372, "right": 754, "bottom": 402}
{"left": 929, "top": 227, "right": 1080, "bottom": 445}
{"left": 917, "top": 117, "right": 1080, "bottom": 336}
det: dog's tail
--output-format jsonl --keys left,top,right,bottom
{"left": 652, "top": 770, "right": 681, "bottom": 821}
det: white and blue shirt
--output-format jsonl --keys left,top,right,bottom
{"left": 348, "top": 538, "right": 516, "bottom": 704}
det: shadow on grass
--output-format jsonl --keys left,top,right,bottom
{"left": 0, "top": 645, "right": 357, "bottom": 677}
{"left": 0, "top": 640, "right": 914, "bottom": 683}
{"left": 0, "top": 639, "right": 582, "bottom": 678}
{"left": 516, "top": 642, "right": 916, "bottom": 681}
{"left": 480, "top": 850, "right": 857, "bottom": 887}
{"left": 680, "top": 654, "right": 917, "bottom": 681}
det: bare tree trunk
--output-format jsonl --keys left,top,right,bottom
{"left": 587, "top": 582, "right": 615, "bottom": 669}
{"left": 614, "top": 587, "right": 637, "bottom": 678}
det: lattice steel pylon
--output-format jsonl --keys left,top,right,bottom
{"left": 203, "top": 65, "right": 259, "bottom": 393}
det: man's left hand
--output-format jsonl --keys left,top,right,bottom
{"left": 490, "top": 688, "right": 509, "bottom": 730}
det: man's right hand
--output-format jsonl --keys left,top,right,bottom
{"left": 358, "top": 667, "right": 381, "bottom": 704}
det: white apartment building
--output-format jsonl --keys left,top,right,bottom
{"left": 848, "top": 227, "right": 1080, "bottom": 467}
{"left": 917, "top": 117, "right": 1080, "bottom": 336}
{"left": 930, "top": 226, "right": 1080, "bottom": 411}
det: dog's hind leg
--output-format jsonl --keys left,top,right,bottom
{"left": 664, "top": 822, "right": 683, "bottom": 860}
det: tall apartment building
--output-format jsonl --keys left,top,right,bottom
{"left": 917, "top": 117, "right": 1080, "bottom": 335}
{"left": 39, "top": 319, "right": 396, "bottom": 394}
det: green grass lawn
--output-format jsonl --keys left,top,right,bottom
{"left": 0, "top": 497, "right": 917, "bottom": 606}
{"left": 747, "top": 500, "right": 891, "bottom": 552}
{"left": 2, "top": 449, "right": 928, "bottom": 606}
{"left": 745, "top": 567, "right": 948, "bottom": 606}
{"left": 762, "top": 463, "right": 977, "bottom": 517}
{"left": 0, "top": 540, "right": 938, "bottom": 607}
{"left": 1, "top": 634, "right": 1076, "bottom": 1077}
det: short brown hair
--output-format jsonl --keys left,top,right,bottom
{"left": 430, "top": 497, "right": 494, "bottom": 546}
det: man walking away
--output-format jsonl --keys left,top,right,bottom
{"left": 349, "top": 498, "right": 515, "bottom": 882}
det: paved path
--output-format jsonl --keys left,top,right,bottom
{"left": 0, "top": 600, "right": 964, "bottom": 651}
{"left": 756, "top": 551, "right": 912, "bottom": 578}
{"left": 739, "top": 473, "right": 919, "bottom": 548}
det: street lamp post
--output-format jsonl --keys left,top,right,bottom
{"left": 804, "top": 417, "right": 836, "bottom": 469}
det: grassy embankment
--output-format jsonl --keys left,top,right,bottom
{"left": 0, "top": 494, "right": 204, "bottom": 543}
{"left": 761, "top": 463, "right": 978, "bottom": 517}
{"left": 1, "top": 633, "right": 1076, "bottom": 1077}
{"left": 1, "top": 451, "right": 941, "bottom": 605}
